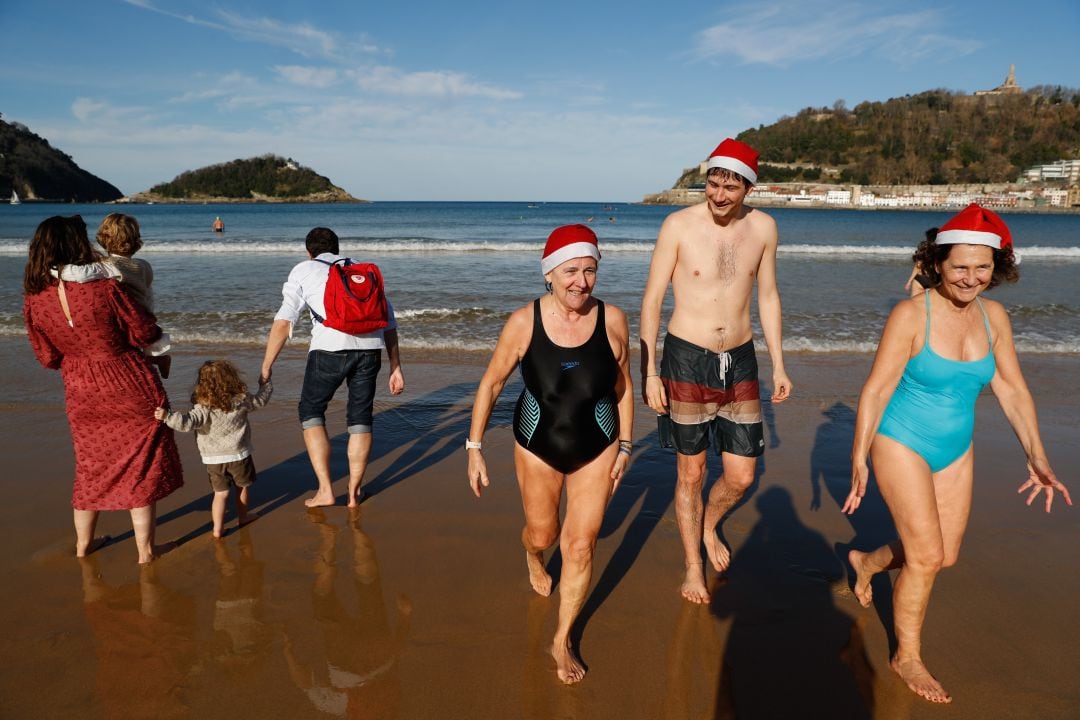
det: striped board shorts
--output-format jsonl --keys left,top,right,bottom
{"left": 658, "top": 333, "right": 764, "bottom": 457}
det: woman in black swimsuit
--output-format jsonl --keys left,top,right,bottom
{"left": 467, "top": 224, "right": 634, "bottom": 685}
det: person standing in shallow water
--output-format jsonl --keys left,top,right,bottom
{"left": 640, "top": 138, "right": 792, "bottom": 605}
{"left": 467, "top": 225, "right": 634, "bottom": 684}
{"left": 844, "top": 204, "right": 1071, "bottom": 704}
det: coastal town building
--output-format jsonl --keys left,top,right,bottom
{"left": 1022, "top": 159, "right": 1080, "bottom": 184}
{"left": 975, "top": 64, "right": 1023, "bottom": 96}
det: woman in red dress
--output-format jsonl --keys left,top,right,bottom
{"left": 23, "top": 216, "right": 182, "bottom": 563}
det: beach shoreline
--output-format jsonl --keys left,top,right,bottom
{"left": 1, "top": 337, "right": 1077, "bottom": 718}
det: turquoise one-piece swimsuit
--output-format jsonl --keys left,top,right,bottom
{"left": 876, "top": 292, "right": 996, "bottom": 473}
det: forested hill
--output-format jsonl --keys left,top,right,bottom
{"left": 144, "top": 155, "right": 360, "bottom": 202}
{"left": 0, "top": 116, "right": 122, "bottom": 202}
{"left": 680, "top": 87, "right": 1080, "bottom": 187}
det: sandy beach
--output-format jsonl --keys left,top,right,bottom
{"left": 1, "top": 337, "right": 1077, "bottom": 719}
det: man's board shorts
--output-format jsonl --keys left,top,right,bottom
{"left": 658, "top": 333, "right": 764, "bottom": 457}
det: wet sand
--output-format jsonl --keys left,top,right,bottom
{"left": 1, "top": 338, "right": 1077, "bottom": 719}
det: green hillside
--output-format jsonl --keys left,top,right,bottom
{"left": 679, "top": 87, "right": 1080, "bottom": 187}
{"left": 0, "top": 115, "right": 122, "bottom": 202}
{"left": 148, "top": 155, "right": 356, "bottom": 200}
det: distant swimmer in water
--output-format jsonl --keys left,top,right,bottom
{"left": 213, "top": 217, "right": 224, "bottom": 233}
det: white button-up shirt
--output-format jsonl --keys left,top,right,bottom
{"left": 273, "top": 253, "right": 396, "bottom": 352}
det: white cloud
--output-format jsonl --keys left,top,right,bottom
{"left": 274, "top": 65, "right": 340, "bottom": 88}
{"left": 693, "top": 1, "right": 981, "bottom": 66}
{"left": 349, "top": 66, "right": 523, "bottom": 100}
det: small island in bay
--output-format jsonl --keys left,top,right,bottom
{"left": 124, "top": 155, "right": 365, "bottom": 204}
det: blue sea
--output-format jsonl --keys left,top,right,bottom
{"left": 2, "top": 201, "right": 1078, "bottom": 354}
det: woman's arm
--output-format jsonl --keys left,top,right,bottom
{"left": 23, "top": 298, "right": 63, "bottom": 369}
{"left": 843, "top": 299, "right": 919, "bottom": 514}
{"left": 606, "top": 303, "right": 634, "bottom": 492}
{"left": 986, "top": 303, "right": 1072, "bottom": 512}
{"left": 467, "top": 305, "right": 532, "bottom": 497}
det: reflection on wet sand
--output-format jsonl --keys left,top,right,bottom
{"left": 661, "top": 601, "right": 726, "bottom": 719}
{"left": 283, "top": 509, "right": 411, "bottom": 718}
{"left": 211, "top": 528, "right": 273, "bottom": 665}
{"left": 79, "top": 557, "right": 197, "bottom": 720}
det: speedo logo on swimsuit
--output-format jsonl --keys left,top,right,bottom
{"left": 561, "top": 361, "right": 581, "bottom": 371}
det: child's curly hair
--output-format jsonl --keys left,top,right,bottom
{"left": 96, "top": 213, "right": 143, "bottom": 256}
{"left": 191, "top": 360, "right": 248, "bottom": 411}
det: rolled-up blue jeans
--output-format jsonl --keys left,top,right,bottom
{"left": 298, "top": 349, "right": 381, "bottom": 434}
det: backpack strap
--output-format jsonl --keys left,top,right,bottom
{"left": 308, "top": 257, "right": 348, "bottom": 323}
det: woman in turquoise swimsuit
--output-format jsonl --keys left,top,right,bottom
{"left": 842, "top": 204, "right": 1071, "bottom": 705}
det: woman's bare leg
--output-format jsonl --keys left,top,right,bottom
{"left": 550, "top": 443, "right": 618, "bottom": 684}
{"left": 514, "top": 445, "right": 564, "bottom": 598}
{"left": 130, "top": 503, "right": 157, "bottom": 564}
{"left": 74, "top": 509, "right": 101, "bottom": 557}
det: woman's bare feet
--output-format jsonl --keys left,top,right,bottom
{"left": 847, "top": 549, "right": 874, "bottom": 607}
{"left": 526, "top": 550, "right": 552, "bottom": 596}
{"left": 680, "top": 561, "right": 710, "bottom": 604}
{"left": 703, "top": 531, "right": 731, "bottom": 573}
{"left": 76, "top": 535, "right": 110, "bottom": 558}
{"left": 138, "top": 541, "right": 177, "bottom": 565}
{"left": 891, "top": 656, "right": 952, "bottom": 703}
{"left": 552, "top": 638, "right": 586, "bottom": 684}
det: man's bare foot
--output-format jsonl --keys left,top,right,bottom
{"left": 680, "top": 561, "right": 710, "bottom": 604}
{"left": 703, "top": 531, "right": 731, "bottom": 573}
{"left": 76, "top": 535, "right": 111, "bottom": 558}
{"left": 552, "top": 638, "right": 586, "bottom": 684}
{"left": 304, "top": 491, "right": 336, "bottom": 508}
{"left": 526, "top": 551, "right": 552, "bottom": 596}
{"left": 848, "top": 549, "right": 874, "bottom": 608}
{"left": 891, "top": 656, "right": 952, "bottom": 703}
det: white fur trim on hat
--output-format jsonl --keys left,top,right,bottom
{"left": 541, "top": 242, "right": 600, "bottom": 274}
{"left": 706, "top": 156, "right": 757, "bottom": 184}
{"left": 936, "top": 228, "right": 1002, "bottom": 249}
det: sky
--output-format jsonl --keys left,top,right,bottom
{"left": 2, "top": 0, "right": 1078, "bottom": 201}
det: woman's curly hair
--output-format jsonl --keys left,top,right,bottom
{"left": 192, "top": 360, "right": 248, "bottom": 411}
{"left": 912, "top": 227, "right": 1019, "bottom": 291}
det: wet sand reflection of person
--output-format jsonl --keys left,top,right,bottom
{"left": 78, "top": 557, "right": 196, "bottom": 719}
{"left": 711, "top": 487, "right": 874, "bottom": 718}
{"left": 211, "top": 528, "right": 272, "bottom": 661}
{"left": 283, "top": 509, "right": 411, "bottom": 718}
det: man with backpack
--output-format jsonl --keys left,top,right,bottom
{"left": 261, "top": 227, "right": 404, "bottom": 508}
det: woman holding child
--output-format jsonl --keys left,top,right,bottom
{"left": 23, "top": 215, "right": 182, "bottom": 564}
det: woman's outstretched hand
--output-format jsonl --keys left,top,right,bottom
{"left": 1018, "top": 457, "right": 1072, "bottom": 512}
{"left": 843, "top": 460, "right": 870, "bottom": 515}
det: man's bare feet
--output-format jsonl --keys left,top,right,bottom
{"left": 891, "top": 656, "right": 952, "bottom": 703}
{"left": 848, "top": 549, "right": 874, "bottom": 608}
{"left": 76, "top": 535, "right": 110, "bottom": 558}
{"left": 304, "top": 491, "right": 336, "bottom": 508}
{"left": 526, "top": 550, "right": 552, "bottom": 596}
{"left": 680, "top": 561, "right": 710, "bottom": 604}
{"left": 552, "top": 638, "right": 586, "bottom": 684}
{"left": 703, "top": 531, "right": 731, "bottom": 573}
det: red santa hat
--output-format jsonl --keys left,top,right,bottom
{"left": 706, "top": 138, "right": 759, "bottom": 185}
{"left": 541, "top": 224, "right": 601, "bottom": 274}
{"left": 936, "top": 203, "right": 1013, "bottom": 250}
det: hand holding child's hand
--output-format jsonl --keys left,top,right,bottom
{"left": 153, "top": 407, "right": 166, "bottom": 421}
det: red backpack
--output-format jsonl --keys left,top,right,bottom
{"left": 310, "top": 258, "right": 389, "bottom": 335}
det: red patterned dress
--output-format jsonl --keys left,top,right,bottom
{"left": 24, "top": 279, "right": 182, "bottom": 510}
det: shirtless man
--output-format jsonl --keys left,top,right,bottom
{"left": 640, "top": 138, "right": 792, "bottom": 604}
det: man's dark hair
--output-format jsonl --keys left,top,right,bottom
{"left": 707, "top": 166, "right": 752, "bottom": 191}
{"left": 306, "top": 227, "right": 339, "bottom": 257}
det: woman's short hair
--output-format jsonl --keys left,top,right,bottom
{"left": 96, "top": 213, "right": 143, "bottom": 256}
{"left": 23, "top": 215, "right": 100, "bottom": 294}
{"left": 913, "top": 227, "right": 1019, "bottom": 290}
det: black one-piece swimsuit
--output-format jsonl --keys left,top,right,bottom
{"left": 512, "top": 299, "right": 618, "bottom": 474}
